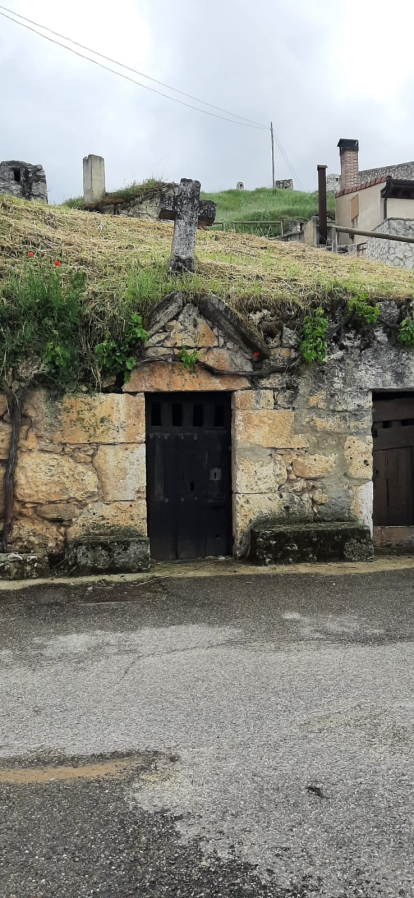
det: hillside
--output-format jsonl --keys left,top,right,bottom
{"left": 201, "top": 187, "right": 336, "bottom": 236}
{"left": 0, "top": 196, "right": 411, "bottom": 328}
{"left": 64, "top": 184, "right": 335, "bottom": 238}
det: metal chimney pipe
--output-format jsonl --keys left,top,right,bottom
{"left": 317, "top": 164, "right": 328, "bottom": 247}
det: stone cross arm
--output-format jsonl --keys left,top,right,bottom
{"left": 159, "top": 178, "right": 216, "bottom": 273}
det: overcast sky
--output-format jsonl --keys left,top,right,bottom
{"left": 2, "top": 0, "right": 414, "bottom": 203}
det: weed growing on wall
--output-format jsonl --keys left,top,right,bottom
{"left": 299, "top": 308, "right": 328, "bottom": 364}
{"left": 178, "top": 348, "right": 200, "bottom": 371}
{"left": 398, "top": 316, "right": 414, "bottom": 348}
{"left": 347, "top": 295, "right": 380, "bottom": 328}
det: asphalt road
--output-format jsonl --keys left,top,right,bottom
{"left": 0, "top": 568, "right": 413, "bottom": 897}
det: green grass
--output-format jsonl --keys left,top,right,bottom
{"left": 202, "top": 187, "right": 335, "bottom": 237}
{"left": 2, "top": 195, "right": 412, "bottom": 331}
{"left": 62, "top": 196, "right": 84, "bottom": 209}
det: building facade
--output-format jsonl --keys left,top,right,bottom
{"left": 3, "top": 293, "right": 414, "bottom": 577}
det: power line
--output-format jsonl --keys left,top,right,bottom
{"left": 1, "top": 5, "right": 304, "bottom": 186}
{"left": 274, "top": 134, "right": 304, "bottom": 190}
{"left": 0, "top": 8, "right": 266, "bottom": 130}
{"left": 0, "top": 3, "right": 268, "bottom": 130}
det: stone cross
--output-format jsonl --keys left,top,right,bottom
{"left": 159, "top": 178, "right": 216, "bottom": 273}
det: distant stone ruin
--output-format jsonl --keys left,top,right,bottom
{"left": 327, "top": 173, "right": 340, "bottom": 193}
{"left": 0, "top": 160, "right": 48, "bottom": 203}
{"left": 275, "top": 179, "right": 293, "bottom": 190}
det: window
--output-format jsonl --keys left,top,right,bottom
{"left": 151, "top": 402, "right": 161, "bottom": 426}
{"left": 214, "top": 404, "right": 225, "bottom": 427}
{"left": 172, "top": 403, "right": 182, "bottom": 426}
{"left": 193, "top": 404, "right": 204, "bottom": 427}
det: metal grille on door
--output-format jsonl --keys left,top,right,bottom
{"left": 146, "top": 393, "right": 232, "bottom": 560}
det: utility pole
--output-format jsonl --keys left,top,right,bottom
{"left": 270, "top": 121, "right": 275, "bottom": 188}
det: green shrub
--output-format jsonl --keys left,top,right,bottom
{"left": 347, "top": 295, "right": 379, "bottom": 328}
{"left": 299, "top": 308, "right": 328, "bottom": 364}
{"left": 398, "top": 317, "right": 414, "bottom": 348}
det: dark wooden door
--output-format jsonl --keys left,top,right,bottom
{"left": 373, "top": 392, "right": 414, "bottom": 526}
{"left": 146, "top": 393, "right": 232, "bottom": 560}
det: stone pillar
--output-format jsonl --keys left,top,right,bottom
{"left": 83, "top": 155, "right": 105, "bottom": 204}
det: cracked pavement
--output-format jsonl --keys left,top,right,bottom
{"left": 0, "top": 566, "right": 413, "bottom": 896}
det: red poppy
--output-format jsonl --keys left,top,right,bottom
{"left": 27, "top": 252, "right": 34, "bottom": 257}
{"left": 53, "top": 260, "right": 60, "bottom": 267}
{"left": 253, "top": 352, "right": 260, "bottom": 358}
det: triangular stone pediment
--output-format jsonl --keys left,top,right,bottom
{"left": 145, "top": 293, "right": 269, "bottom": 363}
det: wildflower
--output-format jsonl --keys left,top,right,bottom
{"left": 27, "top": 252, "right": 34, "bottom": 257}
{"left": 53, "top": 260, "right": 60, "bottom": 267}
{"left": 253, "top": 352, "right": 260, "bottom": 358}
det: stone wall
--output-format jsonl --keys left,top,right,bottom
{"left": 0, "top": 160, "right": 48, "bottom": 203}
{"left": 275, "top": 179, "right": 293, "bottom": 190}
{"left": 366, "top": 218, "right": 414, "bottom": 269}
{"left": 1, "top": 392, "right": 147, "bottom": 565}
{"left": 327, "top": 173, "right": 340, "bottom": 193}
{"left": 360, "top": 161, "right": 414, "bottom": 184}
{"left": 89, "top": 184, "right": 177, "bottom": 219}
{"left": 4, "top": 296, "right": 414, "bottom": 569}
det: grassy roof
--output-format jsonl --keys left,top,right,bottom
{"left": 0, "top": 195, "right": 412, "bottom": 326}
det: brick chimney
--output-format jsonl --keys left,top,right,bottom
{"left": 337, "top": 139, "right": 359, "bottom": 190}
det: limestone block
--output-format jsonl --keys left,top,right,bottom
{"left": 281, "top": 325, "right": 298, "bottom": 348}
{"left": 345, "top": 437, "right": 373, "bottom": 479}
{"left": 233, "top": 445, "right": 287, "bottom": 493}
{"left": 67, "top": 500, "right": 147, "bottom": 541}
{"left": 269, "top": 348, "right": 292, "bottom": 364}
{"left": 328, "top": 391, "right": 371, "bottom": 412}
{"left": 278, "top": 490, "right": 313, "bottom": 518}
{"left": 234, "top": 409, "right": 308, "bottom": 449}
{"left": 0, "top": 395, "right": 7, "bottom": 417}
{"left": 0, "top": 422, "right": 10, "bottom": 459}
{"left": 308, "top": 392, "right": 327, "bottom": 409}
{"left": 292, "top": 454, "right": 336, "bottom": 479}
{"left": 146, "top": 332, "right": 167, "bottom": 347}
{"left": 26, "top": 391, "right": 145, "bottom": 445}
{"left": 233, "top": 390, "right": 274, "bottom": 410}
{"left": 124, "top": 361, "right": 249, "bottom": 393}
{"left": 350, "top": 481, "right": 373, "bottom": 529}
{"left": 9, "top": 516, "right": 65, "bottom": 554}
{"left": 15, "top": 452, "right": 98, "bottom": 504}
{"left": 349, "top": 414, "right": 372, "bottom": 435}
{"left": 163, "top": 307, "right": 217, "bottom": 348}
{"left": 0, "top": 552, "right": 50, "bottom": 580}
{"left": 234, "top": 492, "right": 284, "bottom": 543}
{"left": 276, "top": 390, "right": 297, "bottom": 409}
{"left": 37, "top": 502, "right": 80, "bottom": 522}
{"left": 93, "top": 444, "right": 146, "bottom": 502}
{"left": 306, "top": 413, "right": 350, "bottom": 433}
{"left": 69, "top": 537, "right": 150, "bottom": 575}
{"left": 198, "top": 348, "right": 252, "bottom": 372}
{"left": 312, "top": 489, "right": 328, "bottom": 505}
